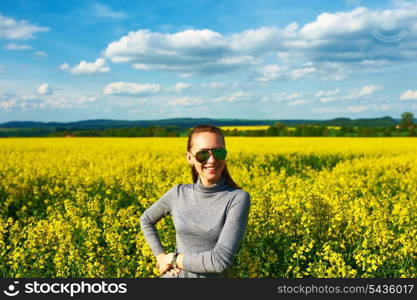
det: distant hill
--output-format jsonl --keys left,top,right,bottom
{"left": 0, "top": 116, "right": 402, "bottom": 130}
{"left": 0, "top": 118, "right": 270, "bottom": 129}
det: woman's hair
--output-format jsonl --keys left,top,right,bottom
{"left": 187, "top": 124, "right": 241, "bottom": 189}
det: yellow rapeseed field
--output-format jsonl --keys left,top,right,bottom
{"left": 0, "top": 137, "right": 416, "bottom": 278}
{"left": 220, "top": 125, "right": 270, "bottom": 131}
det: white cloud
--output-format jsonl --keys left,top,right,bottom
{"left": 288, "top": 99, "right": 308, "bottom": 106}
{"left": 35, "top": 51, "right": 47, "bottom": 56}
{"left": 104, "top": 82, "right": 161, "bottom": 96}
{"left": 263, "top": 92, "right": 304, "bottom": 102}
{"left": 97, "top": 2, "right": 417, "bottom": 78}
{"left": 0, "top": 99, "right": 15, "bottom": 110}
{"left": 256, "top": 64, "right": 316, "bottom": 81}
{"left": 39, "top": 95, "right": 100, "bottom": 109}
{"left": 299, "top": 7, "right": 371, "bottom": 39}
{"left": 214, "top": 91, "right": 251, "bottom": 103}
{"left": 0, "top": 92, "right": 44, "bottom": 110}
{"left": 0, "top": 91, "right": 98, "bottom": 111}
{"left": 132, "top": 64, "right": 150, "bottom": 70}
{"left": 377, "top": 104, "right": 392, "bottom": 111}
{"left": 0, "top": 92, "right": 15, "bottom": 110}
{"left": 78, "top": 96, "right": 98, "bottom": 104}
{"left": 39, "top": 98, "right": 70, "bottom": 109}
{"left": 290, "top": 66, "right": 316, "bottom": 79}
{"left": 4, "top": 43, "right": 32, "bottom": 50}
{"left": 400, "top": 89, "right": 417, "bottom": 100}
{"left": 229, "top": 26, "right": 292, "bottom": 55}
{"left": 200, "top": 82, "right": 226, "bottom": 89}
{"left": 0, "top": 65, "right": 4, "bottom": 73}
{"left": 37, "top": 83, "right": 52, "bottom": 95}
{"left": 105, "top": 29, "right": 227, "bottom": 64}
{"left": 0, "top": 14, "right": 49, "bottom": 39}
{"left": 103, "top": 29, "right": 259, "bottom": 75}
{"left": 318, "top": 85, "right": 382, "bottom": 102}
{"left": 0, "top": 92, "right": 14, "bottom": 102}
{"left": 346, "top": 84, "right": 382, "bottom": 99}
{"left": 92, "top": 3, "right": 128, "bottom": 19}
{"left": 313, "top": 103, "right": 391, "bottom": 114}
{"left": 286, "top": 93, "right": 303, "bottom": 100}
{"left": 314, "top": 88, "right": 341, "bottom": 98}
{"left": 316, "top": 62, "right": 348, "bottom": 81}
{"left": 173, "top": 82, "right": 190, "bottom": 93}
{"left": 359, "top": 59, "right": 390, "bottom": 66}
{"left": 60, "top": 63, "right": 70, "bottom": 70}
{"left": 319, "top": 96, "right": 339, "bottom": 103}
{"left": 168, "top": 97, "right": 203, "bottom": 106}
{"left": 315, "top": 6, "right": 413, "bottom": 56}
{"left": 357, "top": 85, "right": 381, "bottom": 96}
{"left": 38, "top": 95, "right": 100, "bottom": 109}
{"left": 61, "top": 58, "right": 110, "bottom": 75}
{"left": 255, "top": 65, "right": 286, "bottom": 82}
{"left": 296, "top": 3, "right": 417, "bottom": 61}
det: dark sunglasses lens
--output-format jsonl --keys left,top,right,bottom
{"left": 195, "top": 150, "right": 210, "bottom": 163}
{"left": 213, "top": 148, "right": 227, "bottom": 160}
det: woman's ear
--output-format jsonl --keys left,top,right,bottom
{"left": 185, "top": 151, "right": 193, "bottom": 166}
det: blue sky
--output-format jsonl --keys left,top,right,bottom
{"left": 1, "top": 0, "right": 417, "bottom": 122}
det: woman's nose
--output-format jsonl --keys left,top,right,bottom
{"left": 206, "top": 151, "right": 216, "bottom": 163}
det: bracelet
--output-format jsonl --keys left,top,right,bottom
{"left": 171, "top": 252, "right": 179, "bottom": 268}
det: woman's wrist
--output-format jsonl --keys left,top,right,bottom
{"left": 176, "top": 253, "right": 184, "bottom": 269}
{"left": 156, "top": 252, "right": 184, "bottom": 270}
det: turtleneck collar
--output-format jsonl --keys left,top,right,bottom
{"left": 194, "top": 173, "right": 228, "bottom": 193}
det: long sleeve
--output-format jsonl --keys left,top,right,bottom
{"left": 139, "top": 185, "right": 178, "bottom": 257}
{"left": 181, "top": 191, "right": 251, "bottom": 273}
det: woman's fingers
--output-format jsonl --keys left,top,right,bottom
{"left": 166, "top": 268, "right": 181, "bottom": 276}
{"left": 156, "top": 254, "right": 182, "bottom": 276}
{"left": 158, "top": 261, "right": 171, "bottom": 274}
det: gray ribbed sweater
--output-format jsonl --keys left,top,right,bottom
{"left": 139, "top": 174, "right": 251, "bottom": 278}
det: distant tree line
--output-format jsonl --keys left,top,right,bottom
{"left": 1, "top": 112, "right": 415, "bottom": 138}
{"left": 222, "top": 124, "right": 417, "bottom": 137}
{"left": 49, "top": 125, "right": 182, "bottom": 137}
{"left": 222, "top": 112, "right": 417, "bottom": 137}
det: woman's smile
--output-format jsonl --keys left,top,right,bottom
{"left": 204, "top": 165, "right": 218, "bottom": 169}
{"left": 204, "top": 165, "right": 219, "bottom": 174}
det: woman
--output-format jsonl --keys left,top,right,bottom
{"left": 139, "top": 124, "right": 251, "bottom": 278}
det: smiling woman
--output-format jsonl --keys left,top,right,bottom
{"left": 139, "top": 124, "right": 251, "bottom": 278}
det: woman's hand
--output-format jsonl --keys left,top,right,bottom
{"left": 165, "top": 267, "right": 182, "bottom": 277}
{"left": 156, "top": 253, "right": 174, "bottom": 275}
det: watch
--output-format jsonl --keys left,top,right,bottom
{"left": 171, "top": 252, "right": 179, "bottom": 268}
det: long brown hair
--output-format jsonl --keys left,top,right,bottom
{"left": 187, "top": 124, "right": 241, "bottom": 189}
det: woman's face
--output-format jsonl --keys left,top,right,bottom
{"left": 186, "top": 132, "right": 226, "bottom": 186}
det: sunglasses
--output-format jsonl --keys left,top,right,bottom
{"left": 191, "top": 147, "right": 227, "bottom": 163}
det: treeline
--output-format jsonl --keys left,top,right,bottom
{"left": 222, "top": 124, "right": 417, "bottom": 137}
{"left": 1, "top": 112, "right": 416, "bottom": 138}
{"left": 2, "top": 124, "right": 417, "bottom": 138}
{"left": 223, "top": 112, "right": 417, "bottom": 137}
{"left": 49, "top": 125, "right": 183, "bottom": 137}
{"left": 51, "top": 123, "right": 417, "bottom": 138}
